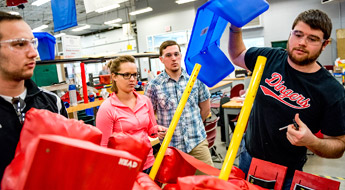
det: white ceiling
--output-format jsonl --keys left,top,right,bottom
{"left": 0, "top": 0, "right": 148, "bottom": 36}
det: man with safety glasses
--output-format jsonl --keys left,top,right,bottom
{"left": 228, "top": 9, "right": 345, "bottom": 189}
{"left": 0, "top": 11, "right": 68, "bottom": 181}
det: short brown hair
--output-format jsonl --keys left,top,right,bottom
{"left": 108, "top": 55, "right": 136, "bottom": 93}
{"left": 159, "top": 40, "right": 181, "bottom": 56}
{"left": 292, "top": 9, "right": 332, "bottom": 40}
{"left": 0, "top": 11, "right": 23, "bottom": 40}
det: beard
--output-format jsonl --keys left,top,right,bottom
{"left": 171, "top": 67, "right": 180, "bottom": 72}
{"left": 0, "top": 66, "right": 33, "bottom": 81}
{"left": 287, "top": 43, "right": 323, "bottom": 66}
{"left": 169, "top": 62, "right": 181, "bottom": 73}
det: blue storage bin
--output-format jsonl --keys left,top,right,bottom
{"left": 85, "top": 95, "right": 95, "bottom": 116}
{"left": 85, "top": 108, "right": 94, "bottom": 116}
{"left": 185, "top": 0, "right": 269, "bottom": 87}
{"left": 33, "top": 32, "right": 56, "bottom": 60}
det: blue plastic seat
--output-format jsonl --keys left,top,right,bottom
{"left": 185, "top": 0, "right": 269, "bottom": 87}
{"left": 33, "top": 32, "right": 56, "bottom": 61}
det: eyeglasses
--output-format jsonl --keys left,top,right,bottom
{"left": 290, "top": 30, "right": 325, "bottom": 46}
{"left": 12, "top": 97, "right": 26, "bottom": 124}
{"left": 115, "top": 72, "right": 138, "bottom": 80}
{"left": 0, "top": 38, "right": 38, "bottom": 52}
{"left": 162, "top": 52, "right": 181, "bottom": 58}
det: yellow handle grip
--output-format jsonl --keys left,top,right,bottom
{"left": 149, "top": 63, "right": 201, "bottom": 180}
{"left": 219, "top": 56, "right": 267, "bottom": 180}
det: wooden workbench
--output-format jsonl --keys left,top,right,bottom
{"left": 67, "top": 99, "right": 104, "bottom": 119}
{"left": 222, "top": 99, "right": 243, "bottom": 146}
{"left": 208, "top": 81, "right": 233, "bottom": 94}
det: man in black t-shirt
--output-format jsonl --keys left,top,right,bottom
{"left": 228, "top": 9, "right": 345, "bottom": 189}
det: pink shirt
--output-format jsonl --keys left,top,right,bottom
{"left": 96, "top": 91, "right": 158, "bottom": 170}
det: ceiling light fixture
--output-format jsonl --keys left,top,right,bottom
{"left": 72, "top": 25, "right": 91, "bottom": 32}
{"left": 32, "top": 24, "right": 48, "bottom": 32}
{"left": 104, "top": 18, "right": 123, "bottom": 25}
{"left": 32, "top": 0, "right": 51, "bottom": 6}
{"left": 114, "top": 0, "right": 129, "bottom": 3}
{"left": 176, "top": 0, "right": 196, "bottom": 4}
{"left": 95, "top": 4, "right": 120, "bottom": 13}
{"left": 8, "top": 11, "right": 20, "bottom": 15}
{"left": 54, "top": 33, "right": 66, "bottom": 38}
{"left": 107, "top": 23, "right": 122, "bottom": 27}
{"left": 129, "top": 7, "right": 153, "bottom": 16}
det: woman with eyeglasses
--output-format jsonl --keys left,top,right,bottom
{"left": 96, "top": 55, "right": 167, "bottom": 174}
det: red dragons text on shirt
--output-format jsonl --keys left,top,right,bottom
{"left": 260, "top": 72, "right": 310, "bottom": 109}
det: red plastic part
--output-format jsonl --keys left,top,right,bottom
{"left": 247, "top": 157, "right": 287, "bottom": 190}
{"left": 24, "top": 135, "right": 141, "bottom": 190}
{"left": 290, "top": 170, "right": 340, "bottom": 190}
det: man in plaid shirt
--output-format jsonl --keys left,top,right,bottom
{"left": 145, "top": 40, "right": 213, "bottom": 168}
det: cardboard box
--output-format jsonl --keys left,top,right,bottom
{"left": 337, "top": 29, "right": 345, "bottom": 38}
{"left": 339, "top": 63, "right": 345, "bottom": 69}
{"left": 336, "top": 29, "right": 345, "bottom": 59}
{"left": 55, "top": 55, "right": 64, "bottom": 59}
{"left": 333, "top": 66, "right": 343, "bottom": 73}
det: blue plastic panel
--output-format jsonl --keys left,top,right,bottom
{"left": 185, "top": 0, "right": 269, "bottom": 87}
{"left": 207, "top": 0, "right": 270, "bottom": 28}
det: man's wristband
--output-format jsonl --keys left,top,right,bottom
{"left": 229, "top": 27, "right": 242, "bottom": 33}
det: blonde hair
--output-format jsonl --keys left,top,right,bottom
{"left": 108, "top": 55, "right": 136, "bottom": 93}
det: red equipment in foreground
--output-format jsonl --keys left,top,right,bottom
{"left": 154, "top": 147, "right": 268, "bottom": 190}
{"left": 21, "top": 135, "right": 142, "bottom": 190}
{"left": 169, "top": 175, "right": 266, "bottom": 190}
{"left": 1, "top": 108, "right": 142, "bottom": 190}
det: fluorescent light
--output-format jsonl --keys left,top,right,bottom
{"left": 176, "top": 0, "right": 196, "bottom": 4}
{"left": 8, "top": 11, "right": 20, "bottom": 15}
{"left": 129, "top": 7, "right": 153, "bottom": 16}
{"left": 114, "top": 0, "right": 129, "bottom": 3}
{"left": 72, "top": 25, "right": 90, "bottom": 32}
{"left": 54, "top": 33, "right": 66, "bottom": 38}
{"left": 32, "top": 25, "right": 48, "bottom": 32}
{"left": 32, "top": 0, "right": 51, "bottom": 6}
{"left": 95, "top": 4, "right": 120, "bottom": 13}
{"left": 107, "top": 23, "right": 121, "bottom": 27}
{"left": 104, "top": 18, "right": 122, "bottom": 25}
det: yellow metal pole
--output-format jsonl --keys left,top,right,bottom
{"left": 149, "top": 63, "right": 201, "bottom": 180}
{"left": 219, "top": 56, "right": 267, "bottom": 180}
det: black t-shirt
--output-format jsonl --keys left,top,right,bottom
{"left": 244, "top": 47, "right": 345, "bottom": 175}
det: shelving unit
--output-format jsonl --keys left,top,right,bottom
{"left": 36, "top": 52, "right": 159, "bottom": 65}
{"left": 36, "top": 52, "right": 159, "bottom": 121}
{"left": 36, "top": 52, "right": 160, "bottom": 82}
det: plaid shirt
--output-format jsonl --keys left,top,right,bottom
{"left": 144, "top": 68, "right": 210, "bottom": 153}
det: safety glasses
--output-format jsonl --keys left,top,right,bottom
{"left": 0, "top": 38, "right": 38, "bottom": 52}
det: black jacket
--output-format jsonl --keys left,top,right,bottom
{"left": 0, "top": 79, "right": 68, "bottom": 181}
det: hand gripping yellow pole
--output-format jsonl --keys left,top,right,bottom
{"left": 149, "top": 63, "right": 201, "bottom": 180}
{"left": 219, "top": 56, "right": 267, "bottom": 180}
